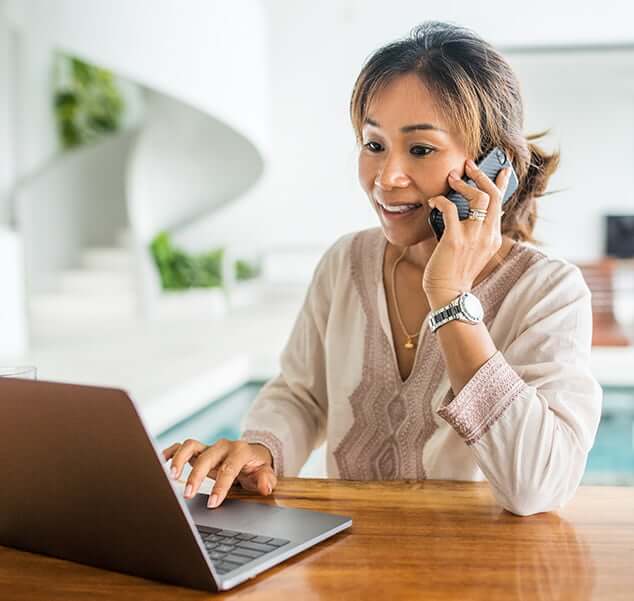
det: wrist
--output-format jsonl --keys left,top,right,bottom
{"left": 425, "top": 288, "right": 465, "bottom": 310}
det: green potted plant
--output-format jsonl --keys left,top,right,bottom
{"left": 53, "top": 53, "right": 125, "bottom": 150}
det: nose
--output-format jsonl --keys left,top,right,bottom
{"left": 374, "top": 153, "right": 411, "bottom": 190}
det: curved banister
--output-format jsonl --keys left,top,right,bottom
{"left": 6, "top": 0, "right": 270, "bottom": 318}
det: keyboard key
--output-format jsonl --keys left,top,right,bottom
{"left": 224, "top": 554, "right": 252, "bottom": 565}
{"left": 236, "top": 533, "right": 256, "bottom": 540}
{"left": 251, "top": 536, "right": 272, "bottom": 544}
{"left": 218, "top": 560, "right": 241, "bottom": 572}
{"left": 268, "top": 538, "right": 289, "bottom": 547}
{"left": 236, "top": 541, "right": 277, "bottom": 553}
{"left": 217, "top": 529, "right": 240, "bottom": 537}
{"left": 220, "top": 537, "right": 240, "bottom": 545}
{"left": 231, "top": 547, "right": 264, "bottom": 559}
{"left": 208, "top": 550, "right": 224, "bottom": 560}
{"left": 215, "top": 544, "right": 235, "bottom": 553}
{"left": 204, "top": 542, "right": 218, "bottom": 550}
{"left": 197, "top": 526, "right": 221, "bottom": 535}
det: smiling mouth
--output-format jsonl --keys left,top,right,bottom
{"left": 376, "top": 199, "right": 424, "bottom": 215}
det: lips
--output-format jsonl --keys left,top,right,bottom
{"left": 376, "top": 199, "right": 423, "bottom": 220}
{"left": 376, "top": 200, "right": 423, "bottom": 210}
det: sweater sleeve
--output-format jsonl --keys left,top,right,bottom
{"left": 239, "top": 235, "right": 346, "bottom": 476}
{"left": 436, "top": 260, "right": 603, "bottom": 516}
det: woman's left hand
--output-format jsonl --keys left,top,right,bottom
{"left": 422, "top": 159, "right": 511, "bottom": 305}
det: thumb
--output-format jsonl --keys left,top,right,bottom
{"left": 255, "top": 466, "right": 276, "bottom": 496}
{"left": 236, "top": 465, "right": 276, "bottom": 494}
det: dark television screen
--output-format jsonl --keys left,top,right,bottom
{"left": 605, "top": 214, "right": 634, "bottom": 258}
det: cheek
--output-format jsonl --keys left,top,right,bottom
{"left": 414, "top": 157, "right": 458, "bottom": 195}
{"left": 358, "top": 155, "right": 375, "bottom": 191}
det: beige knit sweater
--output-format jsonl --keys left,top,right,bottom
{"left": 240, "top": 226, "right": 602, "bottom": 516}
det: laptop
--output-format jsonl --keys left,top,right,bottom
{"left": 0, "top": 378, "right": 352, "bottom": 592}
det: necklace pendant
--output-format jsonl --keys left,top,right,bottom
{"left": 404, "top": 337, "right": 415, "bottom": 350}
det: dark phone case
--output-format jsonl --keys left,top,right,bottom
{"left": 428, "top": 147, "right": 519, "bottom": 240}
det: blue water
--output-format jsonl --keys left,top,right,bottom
{"left": 156, "top": 382, "right": 634, "bottom": 486}
{"left": 583, "top": 386, "right": 634, "bottom": 485}
{"left": 156, "top": 382, "right": 264, "bottom": 452}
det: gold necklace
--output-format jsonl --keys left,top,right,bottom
{"left": 390, "top": 245, "right": 422, "bottom": 350}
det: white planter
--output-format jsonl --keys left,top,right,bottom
{"left": 0, "top": 227, "right": 28, "bottom": 359}
{"left": 156, "top": 287, "right": 227, "bottom": 320}
{"left": 222, "top": 243, "right": 265, "bottom": 309}
{"left": 227, "top": 278, "right": 266, "bottom": 308}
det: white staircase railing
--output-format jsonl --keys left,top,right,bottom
{"left": 5, "top": 0, "right": 270, "bottom": 320}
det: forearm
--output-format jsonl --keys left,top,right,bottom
{"left": 427, "top": 291, "right": 497, "bottom": 396}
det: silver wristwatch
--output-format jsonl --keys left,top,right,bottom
{"left": 428, "top": 291, "right": 484, "bottom": 334}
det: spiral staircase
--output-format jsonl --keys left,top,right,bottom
{"left": 4, "top": 0, "right": 270, "bottom": 332}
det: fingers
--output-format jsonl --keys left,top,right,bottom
{"left": 183, "top": 440, "right": 231, "bottom": 499}
{"left": 258, "top": 467, "right": 277, "bottom": 496}
{"left": 427, "top": 195, "right": 460, "bottom": 234}
{"left": 445, "top": 160, "right": 512, "bottom": 238}
{"left": 169, "top": 438, "right": 209, "bottom": 480}
{"left": 465, "top": 159, "right": 507, "bottom": 205}
{"left": 161, "top": 442, "right": 181, "bottom": 461}
{"left": 254, "top": 465, "right": 277, "bottom": 496}
{"left": 169, "top": 438, "right": 278, "bottom": 509}
{"left": 207, "top": 443, "right": 254, "bottom": 509}
{"left": 486, "top": 167, "right": 511, "bottom": 230}
{"left": 238, "top": 465, "right": 277, "bottom": 496}
{"left": 447, "top": 168, "right": 489, "bottom": 211}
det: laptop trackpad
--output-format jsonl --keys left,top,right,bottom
{"left": 184, "top": 493, "right": 347, "bottom": 542}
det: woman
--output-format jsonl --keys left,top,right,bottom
{"left": 163, "top": 21, "right": 602, "bottom": 516}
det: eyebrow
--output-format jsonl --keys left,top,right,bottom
{"left": 363, "top": 117, "right": 448, "bottom": 134}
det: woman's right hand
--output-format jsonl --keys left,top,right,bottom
{"left": 162, "top": 438, "right": 277, "bottom": 509}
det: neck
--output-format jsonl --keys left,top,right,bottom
{"left": 397, "top": 237, "right": 437, "bottom": 272}
{"left": 388, "top": 236, "right": 514, "bottom": 288}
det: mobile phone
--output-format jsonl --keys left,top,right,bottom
{"left": 428, "top": 146, "right": 519, "bottom": 240}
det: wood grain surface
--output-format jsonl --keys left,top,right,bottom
{"left": 1, "top": 478, "right": 633, "bottom": 600}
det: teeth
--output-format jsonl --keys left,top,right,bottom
{"left": 381, "top": 203, "right": 421, "bottom": 213}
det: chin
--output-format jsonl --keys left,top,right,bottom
{"left": 379, "top": 216, "right": 435, "bottom": 248}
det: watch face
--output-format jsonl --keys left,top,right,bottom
{"left": 460, "top": 293, "right": 484, "bottom": 321}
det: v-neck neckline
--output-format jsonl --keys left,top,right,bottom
{"left": 377, "top": 232, "right": 519, "bottom": 388}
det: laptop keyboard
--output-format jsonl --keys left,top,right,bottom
{"left": 196, "top": 525, "right": 290, "bottom": 575}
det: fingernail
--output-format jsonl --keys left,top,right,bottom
{"left": 267, "top": 483, "right": 272, "bottom": 495}
{"left": 209, "top": 494, "right": 219, "bottom": 508}
{"left": 185, "top": 484, "right": 192, "bottom": 498}
{"left": 467, "top": 159, "right": 476, "bottom": 168}
{"left": 171, "top": 467, "right": 177, "bottom": 479}
{"left": 448, "top": 170, "right": 458, "bottom": 179}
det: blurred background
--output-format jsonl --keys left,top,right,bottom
{"left": 1, "top": 0, "right": 633, "bottom": 484}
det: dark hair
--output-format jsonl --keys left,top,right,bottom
{"left": 350, "top": 20, "right": 560, "bottom": 245}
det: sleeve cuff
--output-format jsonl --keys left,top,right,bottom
{"left": 436, "top": 350, "right": 528, "bottom": 446}
{"left": 240, "top": 430, "right": 285, "bottom": 477}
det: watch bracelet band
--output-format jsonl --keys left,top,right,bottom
{"left": 428, "top": 293, "right": 476, "bottom": 333}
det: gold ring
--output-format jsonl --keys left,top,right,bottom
{"left": 467, "top": 208, "right": 487, "bottom": 221}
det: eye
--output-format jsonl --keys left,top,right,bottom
{"left": 363, "top": 141, "right": 382, "bottom": 153}
{"left": 362, "top": 141, "right": 435, "bottom": 157}
{"left": 410, "top": 145, "right": 435, "bottom": 157}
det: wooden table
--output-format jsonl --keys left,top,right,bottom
{"left": 2, "top": 479, "right": 633, "bottom": 600}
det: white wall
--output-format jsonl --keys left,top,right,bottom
{"left": 0, "top": 0, "right": 14, "bottom": 225}
{"left": 508, "top": 50, "right": 634, "bottom": 260}
{"left": 178, "top": 1, "right": 634, "bottom": 264}
{"left": 12, "top": 31, "right": 59, "bottom": 181}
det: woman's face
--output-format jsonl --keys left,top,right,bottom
{"left": 358, "top": 72, "right": 470, "bottom": 248}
